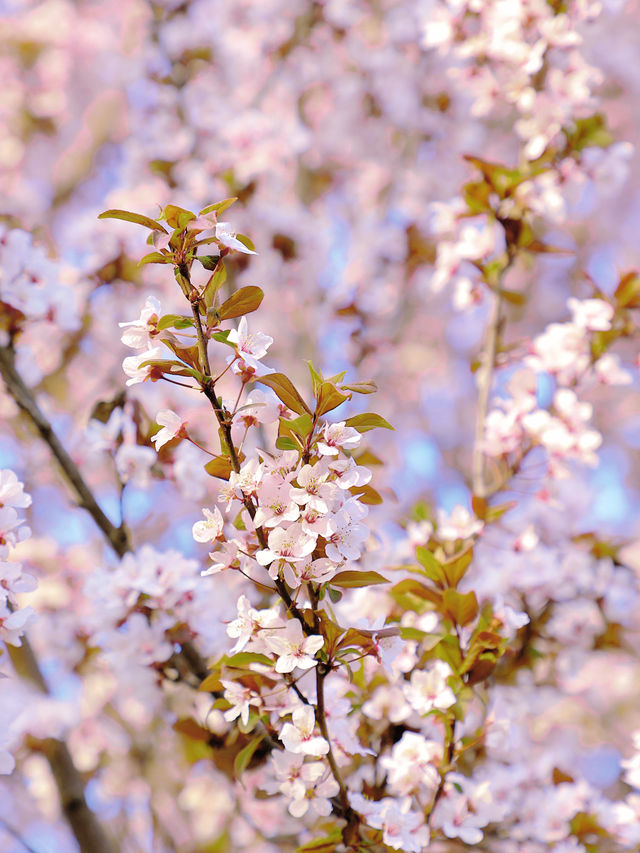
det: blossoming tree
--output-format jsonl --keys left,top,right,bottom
{"left": 1, "top": 1, "right": 639, "bottom": 853}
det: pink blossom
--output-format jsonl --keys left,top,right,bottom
{"left": 192, "top": 507, "right": 224, "bottom": 544}
{"left": 263, "top": 620, "right": 324, "bottom": 673}
{"left": 151, "top": 409, "right": 185, "bottom": 450}
{"left": 316, "top": 422, "right": 362, "bottom": 456}
{"left": 122, "top": 345, "right": 164, "bottom": 386}
{"left": 279, "top": 706, "right": 329, "bottom": 756}
{"left": 436, "top": 506, "right": 483, "bottom": 541}
{"left": 255, "top": 524, "right": 316, "bottom": 573}
{"left": 226, "top": 317, "right": 273, "bottom": 374}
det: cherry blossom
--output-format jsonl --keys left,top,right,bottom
{"left": 122, "top": 345, "right": 164, "bottom": 386}
{"left": 119, "top": 296, "right": 163, "bottom": 349}
{"left": 436, "top": 505, "right": 484, "bottom": 541}
{"left": 226, "top": 595, "right": 284, "bottom": 655}
{"left": 255, "top": 524, "right": 316, "bottom": 573}
{"left": 226, "top": 317, "right": 273, "bottom": 374}
{"left": 263, "top": 620, "right": 324, "bottom": 674}
{"left": 316, "top": 422, "right": 362, "bottom": 456}
{"left": 192, "top": 507, "right": 224, "bottom": 544}
{"left": 279, "top": 706, "right": 329, "bottom": 757}
{"left": 403, "top": 660, "right": 457, "bottom": 714}
{"left": 151, "top": 409, "right": 186, "bottom": 450}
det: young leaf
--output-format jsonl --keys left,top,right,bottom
{"left": 161, "top": 204, "right": 196, "bottom": 229}
{"left": 315, "top": 381, "right": 351, "bottom": 416}
{"left": 443, "top": 589, "right": 479, "bottom": 627}
{"left": 138, "top": 251, "right": 171, "bottom": 267}
{"left": 199, "top": 197, "right": 238, "bottom": 216}
{"left": 225, "top": 652, "right": 274, "bottom": 669}
{"left": 390, "top": 578, "right": 443, "bottom": 610}
{"left": 235, "top": 233, "right": 256, "bottom": 252}
{"left": 210, "top": 329, "right": 235, "bottom": 348}
{"left": 197, "top": 255, "right": 220, "bottom": 271}
{"left": 255, "top": 373, "right": 312, "bottom": 416}
{"left": 341, "top": 380, "right": 377, "bottom": 394}
{"left": 198, "top": 672, "right": 223, "bottom": 693}
{"left": 330, "top": 570, "right": 388, "bottom": 588}
{"left": 203, "top": 263, "right": 227, "bottom": 310}
{"left": 295, "top": 830, "right": 343, "bottom": 853}
{"left": 204, "top": 457, "right": 233, "bottom": 480}
{"left": 344, "top": 413, "right": 394, "bottom": 433}
{"left": 349, "top": 484, "right": 383, "bottom": 505}
{"left": 279, "top": 413, "right": 313, "bottom": 439}
{"left": 156, "top": 314, "right": 193, "bottom": 331}
{"left": 416, "top": 547, "right": 447, "bottom": 587}
{"left": 615, "top": 270, "right": 640, "bottom": 308}
{"left": 275, "top": 436, "right": 301, "bottom": 452}
{"left": 442, "top": 547, "right": 473, "bottom": 588}
{"left": 233, "top": 735, "right": 264, "bottom": 780}
{"left": 98, "top": 209, "right": 168, "bottom": 233}
{"left": 306, "top": 360, "right": 323, "bottom": 396}
{"left": 217, "top": 286, "right": 264, "bottom": 320}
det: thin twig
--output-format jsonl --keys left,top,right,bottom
{"left": 471, "top": 291, "right": 503, "bottom": 498}
{"left": 0, "top": 345, "right": 130, "bottom": 558}
{"left": 0, "top": 817, "right": 41, "bottom": 853}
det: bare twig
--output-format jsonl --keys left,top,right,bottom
{"left": 471, "top": 292, "right": 503, "bottom": 498}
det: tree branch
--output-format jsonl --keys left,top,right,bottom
{"left": 471, "top": 292, "right": 503, "bottom": 498}
{"left": 8, "top": 639, "right": 117, "bottom": 853}
{"left": 0, "top": 345, "right": 130, "bottom": 558}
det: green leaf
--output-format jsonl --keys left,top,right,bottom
{"left": 306, "top": 360, "right": 324, "bottom": 396}
{"left": 615, "top": 270, "right": 640, "bottom": 308}
{"left": 156, "top": 314, "right": 193, "bottom": 331}
{"left": 433, "top": 634, "right": 463, "bottom": 672}
{"left": 416, "top": 546, "right": 447, "bottom": 587}
{"left": 349, "top": 484, "right": 383, "bottom": 505}
{"left": 234, "top": 735, "right": 264, "bottom": 780}
{"left": 217, "top": 286, "right": 264, "bottom": 320}
{"left": 198, "top": 672, "right": 223, "bottom": 693}
{"left": 328, "top": 587, "right": 342, "bottom": 603}
{"left": 390, "top": 579, "right": 440, "bottom": 612}
{"left": 399, "top": 626, "right": 429, "bottom": 642}
{"left": 566, "top": 112, "right": 613, "bottom": 151}
{"left": 98, "top": 209, "right": 168, "bottom": 233}
{"left": 173, "top": 718, "right": 213, "bottom": 742}
{"left": 204, "top": 457, "right": 233, "bottom": 480}
{"left": 138, "top": 251, "right": 171, "bottom": 267}
{"left": 161, "top": 204, "right": 196, "bottom": 229}
{"left": 330, "top": 570, "right": 388, "bottom": 588}
{"left": 255, "top": 373, "right": 312, "bottom": 416}
{"left": 279, "top": 413, "right": 313, "bottom": 440}
{"left": 315, "top": 381, "right": 351, "bottom": 416}
{"left": 203, "top": 264, "right": 227, "bottom": 310}
{"left": 463, "top": 156, "right": 528, "bottom": 199}
{"left": 441, "top": 547, "right": 473, "bottom": 588}
{"left": 295, "top": 830, "right": 343, "bottom": 853}
{"left": 235, "top": 233, "right": 256, "bottom": 253}
{"left": 198, "top": 255, "right": 220, "bottom": 271}
{"left": 210, "top": 329, "right": 235, "bottom": 347}
{"left": 225, "top": 652, "right": 274, "bottom": 669}
{"left": 341, "top": 380, "right": 377, "bottom": 394}
{"left": 199, "top": 197, "right": 238, "bottom": 216}
{"left": 344, "top": 413, "right": 394, "bottom": 433}
{"left": 275, "top": 436, "right": 301, "bottom": 451}
{"left": 443, "top": 589, "right": 479, "bottom": 627}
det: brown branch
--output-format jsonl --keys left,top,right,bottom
{"left": 471, "top": 291, "right": 503, "bottom": 498}
{"left": 189, "top": 291, "right": 359, "bottom": 836}
{"left": 0, "top": 343, "right": 212, "bottom": 851}
{"left": 0, "top": 345, "right": 130, "bottom": 558}
{"left": 8, "top": 639, "right": 118, "bottom": 853}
